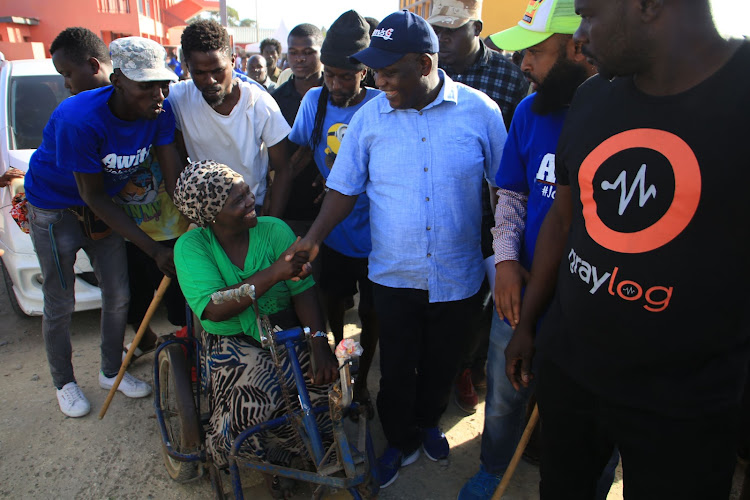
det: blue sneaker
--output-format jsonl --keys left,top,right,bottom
{"left": 457, "top": 465, "right": 502, "bottom": 500}
{"left": 421, "top": 427, "right": 449, "bottom": 461}
{"left": 377, "top": 446, "right": 420, "bottom": 488}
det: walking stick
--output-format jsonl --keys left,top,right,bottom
{"left": 491, "top": 403, "right": 540, "bottom": 500}
{"left": 98, "top": 276, "right": 172, "bottom": 419}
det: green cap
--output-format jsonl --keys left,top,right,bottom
{"left": 489, "top": 0, "right": 581, "bottom": 52}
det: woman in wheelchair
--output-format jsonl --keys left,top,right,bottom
{"left": 172, "top": 160, "right": 338, "bottom": 470}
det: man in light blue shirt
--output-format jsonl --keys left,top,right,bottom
{"left": 291, "top": 11, "right": 507, "bottom": 488}
{"left": 288, "top": 10, "right": 382, "bottom": 417}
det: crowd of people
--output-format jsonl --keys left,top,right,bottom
{"left": 12, "top": 0, "right": 750, "bottom": 497}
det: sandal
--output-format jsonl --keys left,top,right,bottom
{"left": 121, "top": 339, "right": 157, "bottom": 362}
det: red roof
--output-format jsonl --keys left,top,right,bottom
{"left": 163, "top": 0, "right": 219, "bottom": 26}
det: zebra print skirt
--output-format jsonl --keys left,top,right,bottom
{"left": 200, "top": 330, "right": 332, "bottom": 467}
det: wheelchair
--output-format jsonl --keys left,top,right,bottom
{"left": 153, "top": 299, "right": 378, "bottom": 499}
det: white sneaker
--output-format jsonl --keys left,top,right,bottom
{"left": 56, "top": 382, "right": 91, "bottom": 418}
{"left": 99, "top": 371, "right": 152, "bottom": 398}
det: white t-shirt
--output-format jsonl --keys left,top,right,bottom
{"left": 167, "top": 79, "right": 290, "bottom": 205}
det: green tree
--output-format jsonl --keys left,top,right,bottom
{"left": 189, "top": 6, "right": 242, "bottom": 27}
{"left": 239, "top": 18, "right": 256, "bottom": 27}
{"left": 226, "top": 6, "right": 240, "bottom": 26}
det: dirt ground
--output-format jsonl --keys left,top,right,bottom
{"left": 0, "top": 281, "right": 745, "bottom": 499}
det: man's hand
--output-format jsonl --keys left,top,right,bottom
{"left": 504, "top": 322, "right": 535, "bottom": 391}
{"left": 495, "top": 260, "right": 530, "bottom": 327}
{"left": 273, "top": 237, "right": 312, "bottom": 281}
{"left": 309, "top": 337, "right": 338, "bottom": 385}
{"left": 312, "top": 173, "right": 326, "bottom": 205}
{"left": 290, "top": 146, "right": 314, "bottom": 178}
{"left": 284, "top": 236, "right": 320, "bottom": 277}
{"left": 153, "top": 245, "right": 176, "bottom": 278}
{"left": 0, "top": 168, "right": 25, "bottom": 188}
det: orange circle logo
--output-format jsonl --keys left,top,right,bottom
{"left": 578, "top": 129, "right": 701, "bottom": 254}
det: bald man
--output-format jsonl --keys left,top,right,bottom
{"left": 247, "top": 54, "right": 275, "bottom": 91}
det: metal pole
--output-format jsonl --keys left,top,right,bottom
{"left": 255, "top": 0, "right": 259, "bottom": 43}
{"left": 219, "top": 0, "right": 227, "bottom": 27}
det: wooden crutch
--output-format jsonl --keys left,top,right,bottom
{"left": 491, "top": 403, "right": 540, "bottom": 499}
{"left": 98, "top": 276, "right": 172, "bottom": 419}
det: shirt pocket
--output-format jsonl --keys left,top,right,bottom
{"left": 447, "top": 135, "right": 485, "bottom": 179}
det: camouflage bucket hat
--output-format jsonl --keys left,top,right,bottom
{"left": 110, "top": 36, "right": 178, "bottom": 83}
{"left": 427, "top": 0, "right": 483, "bottom": 28}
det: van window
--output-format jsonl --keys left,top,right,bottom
{"left": 9, "top": 74, "right": 66, "bottom": 150}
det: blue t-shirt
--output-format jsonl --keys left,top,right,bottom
{"left": 495, "top": 94, "right": 567, "bottom": 270}
{"left": 289, "top": 87, "right": 382, "bottom": 258}
{"left": 25, "top": 86, "right": 176, "bottom": 209}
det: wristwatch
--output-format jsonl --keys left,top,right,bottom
{"left": 312, "top": 331, "right": 328, "bottom": 339}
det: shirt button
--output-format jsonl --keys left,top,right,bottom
{"left": 427, "top": 253, "right": 431, "bottom": 257}
{"left": 425, "top": 197, "right": 430, "bottom": 201}
{"left": 418, "top": 111, "right": 423, "bottom": 116}
{"left": 424, "top": 167, "right": 428, "bottom": 172}
{"left": 421, "top": 137, "right": 426, "bottom": 142}
{"left": 426, "top": 226, "right": 431, "bottom": 231}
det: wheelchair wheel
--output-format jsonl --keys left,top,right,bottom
{"left": 158, "top": 344, "right": 201, "bottom": 482}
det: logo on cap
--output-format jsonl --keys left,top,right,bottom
{"left": 372, "top": 27, "right": 395, "bottom": 41}
{"left": 522, "top": 0, "right": 543, "bottom": 25}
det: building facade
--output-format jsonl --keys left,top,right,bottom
{"left": 0, "top": 0, "right": 220, "bottom": 60}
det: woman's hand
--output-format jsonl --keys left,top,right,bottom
{"left": 272, "top": 238, "right": 312, "bottom": 282}
{"left": 309, "top": 337, "right": 338, "bottom": 385}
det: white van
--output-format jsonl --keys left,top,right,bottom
{"left": 0, "top": 56, "right": 102, "bottom": 315}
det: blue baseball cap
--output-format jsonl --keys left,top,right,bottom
{"left": 349, "top": 10, "right": 439, "bottom": 70}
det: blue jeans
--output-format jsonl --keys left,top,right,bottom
{"left": 28, "top": 204, "right": 130, "bottom": 388}
{"left": 481, "top": 311, "right": 618, "bottom": 499}
{"left": 481, "top": 311, "right": 530, "bottom": 476}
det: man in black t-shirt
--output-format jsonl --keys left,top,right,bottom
{"left": 505, "top": 0, "right": 750, "bottom": 497}
{"left": 271, "top": 24, "right": 325, "bottom": 236}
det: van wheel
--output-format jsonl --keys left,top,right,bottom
{"left": 1, "top": 259, "right": 26, "bottom": 316}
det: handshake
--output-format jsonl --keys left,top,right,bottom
{"left": 278, "top": 236, "right": 319, "bottom": 282}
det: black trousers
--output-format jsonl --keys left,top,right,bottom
{"left": 126, "top": 240, "right": 186, "bottom": 328}
{"left": 373, "top": 283, "right": 478, "bottom": 452}
{"left": 537, "top": 359, "right": 739, "bottom": 500}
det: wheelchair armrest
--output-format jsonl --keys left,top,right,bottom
{"left": 271, "top": 327, "right": 308, "bottom": 345}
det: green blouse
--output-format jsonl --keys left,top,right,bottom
{"left": 174, "top": 217, "right": 315, "bottom": 342}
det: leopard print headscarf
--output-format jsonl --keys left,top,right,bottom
{"left": 173, "top": 160, "right": 243, "bottom": 227}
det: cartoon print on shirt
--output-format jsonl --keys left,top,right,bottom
{"left": 115, "top": 151, "right": 164, "bottom": 225}
{"left": 325, "top": 122, "right": 348, "bottom": 168}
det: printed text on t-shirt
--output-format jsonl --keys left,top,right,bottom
{"left": 536, "top": 152, "right": 556, "bottom": 199}
{"left": 567, "top": 246, "right": 672, "bottom": 312}
{"left": 101, "top": 146, "right": 150, "bottom": 175}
